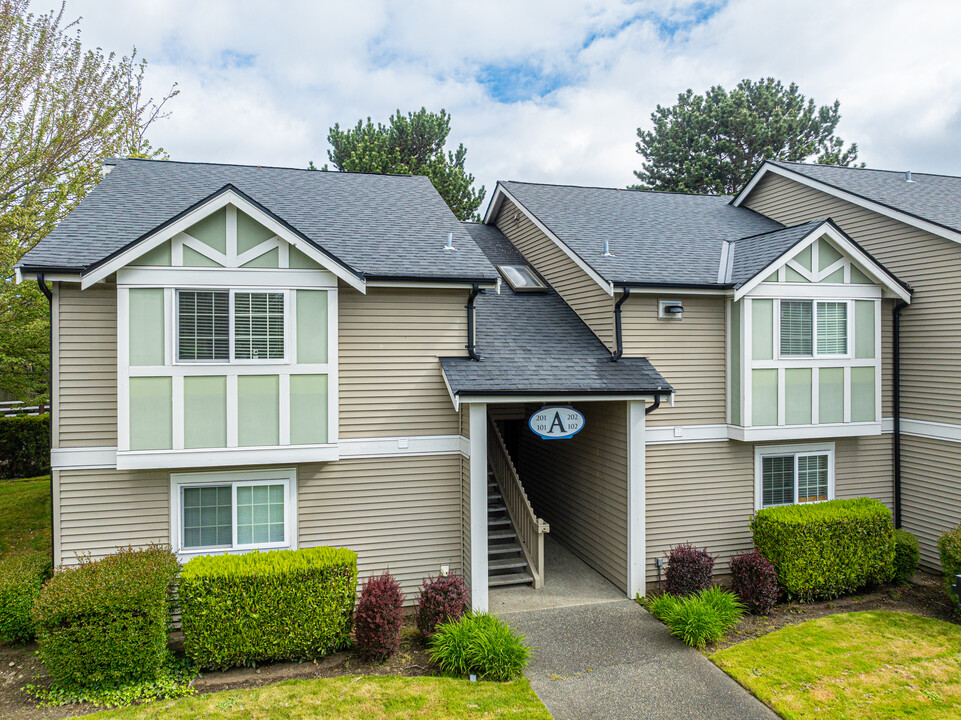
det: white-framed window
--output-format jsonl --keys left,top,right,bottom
{"left": 754, "top": 443, "right": 835, "bottom": 510}
{"left": 170, "top": 468, "right": 297, "bottom": 557}
{"left": 176, "top": 289, "right": 288, "bottom": 363}
{"left": 779, "top": 299, "right": 849, "bottom": 358}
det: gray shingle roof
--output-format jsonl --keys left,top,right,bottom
{"left": 728, "top": 219, "right": 828, "bottom": 286}
{"left": 440, "top": 223, "right": 671, "bottom": 397}
{"left": 496, "top": 181, "right": 782, "bottom": 286}
{"left": 765, "top": 161, "right": 961, "bottom": 236}
{"left": 18, "top": 158, "right": 497, "bottom": 281}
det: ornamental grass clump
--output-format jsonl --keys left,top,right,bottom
{"left": 730, "top": 550, "right": 779, "bottom": 615}
{"left": 893, "top": 529, "right": 920, "bottom": 585}
{"left": 355, "top": 571, "right": 405, "bottom": 661}
{"left": 0, "top": 552, "right": 51, "bottom": 644}
{"left": 642, "top": 587, "right": 743, "bottom": 649}
{"left": 32, "top": 546, "right": 179, "bottom": 690}
{"left": 179, "top": 546, "right": 358, "bottom": 670}
{"left": 752, "top": 497, "right": 895, "bottom": 601}
{"left": 664, "top": 544, "right": 714, "bottom": 596}
{"left": 428, "top": 613, "right": 530, "bottom": 681}
{"left": 417, "top": 573, "right": 469, "bottom": 637}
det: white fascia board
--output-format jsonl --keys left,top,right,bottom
{"left": 457, "top": 392, "right": 661, "bottom": 405}
{"left": 734, "top": 223, "right": 911, "bottom": 303}
{"left": 366, "top": 280, "right": 496, "bottom": 290}
{"left": 82, "top": 189, "right": 366, "bottom": 293}
{"left": 727, "top": 421, "right": 882, "bottom": 442}
{"left": 482, "top": 183, "right": 507, "bottom": 225}
{"left": 615, "top": 287, "right": 733, "bottom": 297}
{"left": 487, "top": 184, "right": 614, "bottom": 297}
{"left": 733, "top": 162, "right": 961, "bottom": 247}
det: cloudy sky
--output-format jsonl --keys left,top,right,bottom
{"left": 34, "top": 0, "right": 961, "bottom": 198}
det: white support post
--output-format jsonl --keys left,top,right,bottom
{"left": 627, "top": 400, "right": 646, "bottom": 599}
{"left": 469, "top": 402, "right": 489, "bottom": 611}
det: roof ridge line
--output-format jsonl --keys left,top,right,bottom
{"left": 502, "top": 179, "right": 731, "bottom": 198}
{"left": 731, "top": 217, "right": 827, "bottom": 244}
{"left": 110, "top": 156, "right": 420, "bottom": 178}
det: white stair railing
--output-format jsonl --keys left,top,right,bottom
{"left": 487, "top": 417, "right": 550, "bottom": 588}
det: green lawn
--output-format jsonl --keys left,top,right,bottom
{"left": 0, "top": 475, "right": 50, "bottom": 555}
{"left": 712, "top": 611, "right": 961, "bottom": 719}
{"left": 82, "top": 676, "right": 550, "bottom": 719}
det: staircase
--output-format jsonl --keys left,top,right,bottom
{"left": 487, "top": 470, "right": 535, "bottom": 587}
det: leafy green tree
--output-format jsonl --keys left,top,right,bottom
{"left": 632, "top": 78, "right": 860, "bottom": 195}
{"left": 0, "top": 0, "right": 177, "bottom": 402}
{"left": 322, "top": 108, "right": 485, "bottom": 220}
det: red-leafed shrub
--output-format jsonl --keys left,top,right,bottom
{"left": 354, "top": 571, "right": 404, "bottom": 661}
{"left": 730, "top": 550, "right": 779, "bottom": 615}
{"left": 417, "top": 574, "right": 469, "bottom": 637}
{"left": 664, "top": 544, "right": 714, "bottom": 596}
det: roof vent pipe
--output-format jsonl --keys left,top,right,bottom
{"left": 906, "top": 170, "right": 914, "bottom": 183}
{"left": 445, "top": 232, "right": 455, "bottom": 250}
{"left": 603, "top": 239, "right": 613, "bottom": 257}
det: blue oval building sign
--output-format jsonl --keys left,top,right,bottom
{"left": 529, "top": 406, "right": 585, "bottom": 440}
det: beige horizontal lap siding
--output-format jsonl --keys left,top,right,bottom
{"left": 57, "top": 467, "right": 169, "bottom": 567}
{"left": 339, "top": 286, "right": 466, "bottom": 438}
{"left": 299, "top": 455, "right": 464, "bottom": 601}
{"left": 646, "top": 441, "right": 754, "bottom": 583}
{"left": 57, "top": 282, "right": 117, "bottom": 447}
{"left": 514, "top": 402, "right": 628, "bottom": 591}
{"left": 900, "top": 436, "right": 961, "bottom": 569}
{"left": 494, "top": 199, "right": 614, "bottom": 348}
{"left": 621, "top": 295, "right": 726, "bottom": 426}
{"left": 834, "top": 435, "right": 894, "bottom": 507}
{"left": 743, "top": 172, "right": 961, "bottom": 426}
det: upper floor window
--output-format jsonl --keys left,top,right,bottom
{"left": 779, "top": 300, "right": 848, "bottom": 358}
{"left": 177, "top": 289, "right": 286, "bottom": 363}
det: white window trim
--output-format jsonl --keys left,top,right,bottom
{"left": 776, "top": 298, "right": 852, "bottom": 361}
{"left": 170, "top": 467, "right": 298, "bottom": 559}
{"left": 754, "top": 442, "right": 835, "bottom": 511}
{"left": 174, "top": 288, "right": 291, "bottom": 365}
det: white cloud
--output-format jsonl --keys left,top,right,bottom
{"left": 31, "top": 0, "right": 961, "bottom": 199}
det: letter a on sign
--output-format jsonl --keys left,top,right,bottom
{"left": 528, "top": 406, "right": 585, "bottom": 440}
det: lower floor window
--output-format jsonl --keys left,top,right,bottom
{"left": 174, "top": 469, "right": 295, "bottom": 553}
{"left": 757, "top": 445, "right": 833, "bottom": 508}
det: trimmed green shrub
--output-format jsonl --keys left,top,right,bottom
{"left": 752, "top": 497, "right": 896, "bottom": 601}
{"left": 179, "top": 546, "right": 358, "bottom": 670}
{"left": 32, "top": 546, "right": 179, "bottom": 690}
{"left": 0, "top": 414, "right": 50, "bottom": 479}
{"left": 938, "top": 522, "right": 961, "bottom": 600}
{"left": 428, "top": 613, "right": 530, "bottom": 681}
{"left": 0, "top": 552, "right": 51, "bottom": 644}
{"left": 893, "top": 529, "right": 920, "bottom": 585}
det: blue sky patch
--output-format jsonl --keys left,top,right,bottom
{"left": 477, "top": 61, "right": 572, "bottom": 103}
{"left": 220, "top": 50, "right": 257, "bottom": 69}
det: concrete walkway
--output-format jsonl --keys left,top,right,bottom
{"left": 501, "top": 600, "right": 779, "bottom": 720}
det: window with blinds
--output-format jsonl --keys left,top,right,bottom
{"left": 816, "top": 302, "right": 847, "bottom": 355}
{"left": 779, "top": 300, "right": 812, "bottom": 356}
{"left": 234, "top": 292, "right": 285, "bottom": 360}
{"left": 178, "top": 290, "right": 229, "bottom": 361}
{"left": 797, "top": 455, "right": 829, "bottom": 503}
{"left": 762, "top": 455, "right": 794, "bottom": 506}
{"left": 761, "top": 452, "right": 831, "bottom": 507}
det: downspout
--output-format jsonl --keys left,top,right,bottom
{"left": 893, "top": 300, "right": 908, "bottom": 530}
{"left": 466, "top": 283, "right": 482, "bottom": 361}
{"left": 37, "top": 273, "right": 54, "bottom": 569}
{"left": 612, "top": 287, "right": 631, "bottom": 361}
{"left": 645, "top": 394, "right": 661, "bottom": 415}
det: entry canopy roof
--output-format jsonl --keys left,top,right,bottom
{"left": 440, "top": 223, "right": 672, "bottom": 404}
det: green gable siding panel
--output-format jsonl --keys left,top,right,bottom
{"left": 794, "top": 244, "right": 813, "bottom": 271}
{"left": 820, "top": 267, "right": 845, "bottom": 283}
{"left": 731, "top": 302, "right": 741, "bottom": 425}
{"left": 238, "top": 375, "right": 279, "bottom": 446}
{"left": 182, "top": 245, "right": 222, "bottom": 267}
{"left": 851, "top": 367, "right": 876, "bottom": 422}
{"left": 237, "top": 209, "right": 275, "bottom": 254}
{"left": 751, "top": 299, "right": 773, "bottom": 360}
{"left": 785, "top": 266, "right": 810, "bottom": 282}
{"left": 296, "top": 290, "right": 328, "bottom": 364}
{"left": 184, "top": 376, "right": 227, "bottom": 448}
{"left": 185, "top": 207, "right": 226, "bottom": 253}
{"left": 129, "top": 377, "right": 172, "bottom": 450}
{"left": 289, "top": 247, "right": 323, "bottom": 269}
{"left": 240, "top": 247, "right": 279, "bottom": 268}
{"left": 850, "top": 265, "right": 873, "bottom": 284}
{"left": 752, "top": 369, "right": 777, "bottom": 426}
{"left": 129, "top": 289, "right": 164, "bottom": 366}
{"left": 764, "top": 271, "right": 778, "bottom": 283}
{"left": 131, "top": 241, "right": 171, "bottom": 266}
{"left": 290, "top": 375, "right": 328, "bottom": 445}
{"left": 819, "top": 367, "right": 844, "bottom": 423}
{"left": 785, "top": 368, "right": 812, "bottom": 425}
{"left": 855, "top": 300, "right": 876, "bottom": 359}
{"left": 818, "top": 239, "right": 843, "bottom": 270}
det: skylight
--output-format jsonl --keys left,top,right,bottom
{"left": 498, "top": 265, "right": 547, "bottom": 292}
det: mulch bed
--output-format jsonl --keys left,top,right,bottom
{"left": 707, "top": 569, "right": 958, "bottom": 653}
{"left": 0, "top": 615, "right": 436, "bottom": 720}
